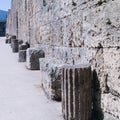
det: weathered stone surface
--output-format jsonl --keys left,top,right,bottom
{"left": 18, "top": 50, "right": 26, "bottom": 62}
{"left": 101, "top": 93, "right": 120, "bottom": 120}
{"left": 11, "top": 35, "right": 16, "bottom": 39}
{"left": 18, "top": 40, "right": 23, "bottom": 45}
{"left": 19, "top": 43, "right": 28, "bottom": 50}
{"left": 39, "top": 58, "right": 63, "bottom": 101}
{"left": 18, "top": 43, "right": 30, "bottom": 62}
{"left": 8, "top": 38, "right": 11, "bottom": 44}
{"left": 6, "top": 35, "right": 12, "bottom": 44}
{"left": 5, "top": 39, "right": 9, "bottom": 44}
{"left": 6, "top": 0, "right": 120, "bottom": 119}
{"left": 62, "top": 65, "right": 92, "bottom": 120}
{"left": 11, "top": 39, "right": 18, "bottom": 53}
{"left": 26, "top": 48, "right": 45, "bottom": 70}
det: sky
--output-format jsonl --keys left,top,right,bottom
{"left": 0, "top": 0, "right": 11, "bottom": 11}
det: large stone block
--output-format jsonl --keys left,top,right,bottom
{"left": 39, "top": 58, "right": 63, "bottom": 101}
{"left": 62, "top": 64, "right": 92, "bottom": 120}
{"left": 26, "top": 48, "right": 45, "bottom": 70}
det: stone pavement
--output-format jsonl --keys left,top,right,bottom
{"left": 0, "top": 37, "right": 63, "bottom": 120}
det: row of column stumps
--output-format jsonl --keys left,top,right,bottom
{"left": 5, "top": 35, "right": 92, "bottom": 120}
{"left": 5, "top": 35, "right": 45, "bottom": 70}
{"left": 62, "top": 65, "right": 92, "bottom": 120}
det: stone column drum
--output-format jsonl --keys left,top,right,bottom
{"left": 62, "top": 65, "right": 92, "bottom": 120}
{"left": 5, "top": 39, "right": 9, "bottom": 44}
{"left": 18, "top": 44, "right": 28, "bottom": 62}
{"left": 5, "top": 35, "right": 11, "bottom": 44}
{"left": 11, "top": 36, "right": 18, "bottom": 53}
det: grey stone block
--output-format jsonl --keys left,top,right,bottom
{"left": 18, "top": 50, "right": 26, "bottom": 62}
{"left": 19, "top": 44, "right": 28, "bottom": 50}
{"left": 39, "top": 58, "right": 63, "bottom": 101}
{"left": 11, "top": 39, "right": 19, "bottom": 53}
{"left": 11, "top": 36, "right": 16, "bottom": 39}
{"left": 18, "top": 40, "right": 23, "bottom": 45}
{"left": 26, "top": 48, "right": 45, "bottom": 70}
{"left": 18, "top": 44, "right": 30, "bottom": 62}
{"left": 8, "top": 38, "right": 11, "bottom": 44}
{"left": 5, "top": 39, "right": 9, "bottom": 44}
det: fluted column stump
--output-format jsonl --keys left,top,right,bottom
{"left": 62, "top": 64, "right": 92, "bottom": 120}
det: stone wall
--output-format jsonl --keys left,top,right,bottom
{"left": 6, "top": 0, "right": 120, "bottom": 119}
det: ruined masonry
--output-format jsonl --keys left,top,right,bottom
{"left": 6, "top": 0, "right": 120, "bottom": 120}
